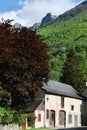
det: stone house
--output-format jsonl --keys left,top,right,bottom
{"left": 23, "top": 80, "right": 83, "bottom": 129}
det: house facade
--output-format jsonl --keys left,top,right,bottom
{"left": 44, "top": 94, "right": 82, "bottom": 128}
{"left": 24, "top": 80, "right": 83, "bottom": 129}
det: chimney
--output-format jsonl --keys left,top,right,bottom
{"left": 86, "top": 82, "right": 87, "bottom": 87}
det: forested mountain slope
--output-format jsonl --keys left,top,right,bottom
{"left": 37, "top": 0, "right": 87, "bottom": 81}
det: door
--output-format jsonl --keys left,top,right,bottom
{"left": 59, "top": 110, "right": 66, "bottom": 127}
{"left": 50, "top": 110, "right": 55, "bottom": 127}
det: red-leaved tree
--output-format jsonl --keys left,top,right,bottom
{"left": 0, "top": 19, "right": 50, "bottom": 109}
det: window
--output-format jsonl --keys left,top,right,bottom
{"left": 38, "top": 114, "right": 41, "bottom": 122}
{"left": 80, "top": 105, "right": 82, "bottom": 112}
{"left": 52, "top": 112, "right": 54, "bottom": 121}
{"left": 74, "top": 115, "right": 78, "bottom": 126}
{"left": 68, "top": 114, "right": 72, "bottom": 124}
{"left": 71, "top": 105, "right": 74, "bottom": 110}
{"left": 61, "top": 97, "right": 64, "bottom": 108}
{"left": 46, "top": 109, "right": 49, "bottom": 119}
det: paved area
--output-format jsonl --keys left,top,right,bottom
{"left": 54, "top": 126, "right": 87, "bottom": 130}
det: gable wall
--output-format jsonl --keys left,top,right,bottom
{"left": 34, "top": 101, "right": 45, "bottom": 128}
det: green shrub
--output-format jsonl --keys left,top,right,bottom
{"left": 0, "top": 107, "right": 14, "bottom": 125}
{"left": 12, "top": 110, "right": 26, "bottom": 125}
{"left": 26, "top": 113, "right": 36, "bottom": 127}
{"left": 0, "top": 107, "right": 26, "bottom": 125}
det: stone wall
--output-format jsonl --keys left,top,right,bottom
{"left": 0, "top": 124, "right": 19, "bottom": 130}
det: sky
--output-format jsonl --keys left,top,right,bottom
{"left": 0, "top": 0, "right": 84, "bottom": 27}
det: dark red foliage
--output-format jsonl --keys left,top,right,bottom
{"left": 0, "top": 20, "right": 50, "bottom": 109}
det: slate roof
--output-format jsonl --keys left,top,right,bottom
{"left": 81, "top": 88, "right": 87, "bottom": 98}
{"left": 42, "top": 80, "right": 83, "bottom": 99}
{"left": 25, "top": 98, "right": 43, "bottom": 113}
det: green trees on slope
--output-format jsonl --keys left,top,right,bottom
{"left": 60, "top": 48, "right": 85, "bottom": 93}
{"left": 37, "top": 10, "right": 87, "bottom": 80}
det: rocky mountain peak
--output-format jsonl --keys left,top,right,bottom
{"left": 41, "top": 13, "right": 57, "bottom": 26}
{"left": 14, "top": 23, "right": 22, "bottom": 29}
{"left": 30, "top": 13, "right": 57, "bottom": 30}
{"left": 29, "top": 23, "right": 41, "bottom": 31}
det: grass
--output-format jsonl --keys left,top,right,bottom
{"left": 29, "top": 128, "right": 52, "bottom": 130}
{"left": 20, "top": 127, "right": 53, "bottom": 130}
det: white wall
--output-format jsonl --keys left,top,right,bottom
{"left": 34, "top": 110, "right": 44, "bottom": 128}
{"left": 45, "top": 94, "right": 82, "bottom": 128}
{"left": 64, "top": 97, "right": 82, "bottom": 127}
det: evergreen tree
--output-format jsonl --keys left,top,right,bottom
{"left": 60, "top": 48, "right": 85, "bottom": 93}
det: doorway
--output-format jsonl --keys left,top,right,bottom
{"left": 50, "top": 110, "right": 55, "bottom": 127}
{"left": 59, "top": 110, "right": 66, "bottom": 127}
